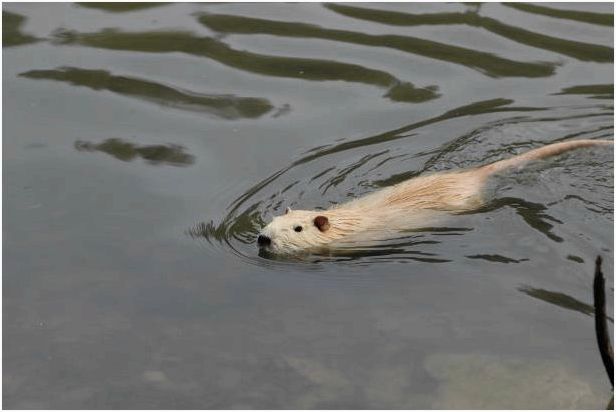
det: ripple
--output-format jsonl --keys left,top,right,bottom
{"left": 52, "top": 29, "right": 439, "bottom": 104}
{"left": 324, "top": 3, "right": 613, "bottom": 63}
{"left": 504, "top": 3, "right": 613, "bottom": 27}
{"left": 20, "top": 67, "right": 276, "bottom": 119}
{"left": 193, "top": 99, "right": 612, "bottom": 267}
{"left": 198, "top": 12, "right": 557, "bottom": 78}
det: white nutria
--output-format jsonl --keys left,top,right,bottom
{"left": 258, "top": 139, "right": 612, "bottom": 254}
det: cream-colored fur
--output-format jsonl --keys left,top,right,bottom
{"left": 259, "top": 139, "right": 612, "bottom": 254}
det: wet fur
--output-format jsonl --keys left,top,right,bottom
{"left": 260, "top": 139, "right": 612, "bottom": 253}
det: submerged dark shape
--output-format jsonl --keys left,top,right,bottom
{"left": 468, "top": 254, "right": 528, "bottom": 263}
{"left": 324, "top": 3, "right": 613, "bottom": 63}
{"left": 480, "top": 197, "right": 564, "bottom": 242}
{"left": 51, "top": 28, "right": 439, "bottom": 104}
{"left": 75, "top": 138, "right": 195, "bottom": 166}
{"left": 19, "top": 67, "right": 275, "bottom": 119}
{"left": 519, "top": 285, "right": 595, "bottom": 316}
{"left": 3, "top": 11, "right": 39, "bottom": 47}
{"left": 197, "top": 12, "right": 556, "bottom": 78}
{"left": 76, "top": 2, "right": 169, "bottom": 13}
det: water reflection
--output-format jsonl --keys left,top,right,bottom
{"left": 4, "top": 3, "right": 613, "bottom": 408}
{"left": 324, "top": 4, "right": 613, "bottom": 63}
{"left": 52, "top": 29, "right": 439, "bottom": 104}
{"left": 3, "top": 11, "right": 38, "bottom": 47}
{"left": 198, "top": 12, "right": 556, "bottom": 78}
{"left": 20, "top": 67, "right": 275, "bottom": 119}
{"left": 480, "top": 197, "right": 564, "bottom": 242}
{"left": 518, "top": 285, "right": 595, "bottom": 316}
{"left": 75, "top": 2, "right": 169, "bottom": 13}
{"left": 75, "top": 138, "right": 195, "bottom": 166}
{"left": 190, "top": 216, "right": 462, "bottom": 265}
{"left": 295, "top": 98, "right": 543, "bottom": 167}
{"left": 466, "top": 254, "right": 528, "bottom": 263}
{"left": 555, "top": 84, "right": 614, "bottom": 100}
{"left": 504, "top": 3, "right": 613, "bottom": 26}
{"left": 228, "top": 98, "right": 542, "bottom": 210}
{"left": 198, "top": 97, "right": 613, "bottom": 262}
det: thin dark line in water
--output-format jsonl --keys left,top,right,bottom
{"left": 467, "top": 254, "right": 529, "bottom": 264}
{"left": 366, "top": 153, "right": 412, "bottom": 174}
{"left": 280, "top": 181, "right": 300, "bottom": 195}
{"left": 553, "top": 126, "right": 615, "bottom": 144}
{"left": 559, "top": 194, "right": 614, "bottom": 215}
{"left": 318, "top": 150, "right": 389, "bottom": 195}
{"left": 367, "top": 113, "right": 613, "bottom": 187}
{"left": 309, "top": 167, "right": 337, "bottom": 182}
{"left": 293, "top": 98, "right": 543, "bottom": 167}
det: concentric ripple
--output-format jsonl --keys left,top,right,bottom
{"left": 192, "top": 100, "right": 613, "bottom": 267}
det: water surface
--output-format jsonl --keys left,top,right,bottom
{"left": 3, "top": 2, "right": 614, "bottom": 408}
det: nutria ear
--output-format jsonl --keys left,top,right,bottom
{"left": 284, "top": 207, "right": 292, "bottom": 215}
{"left": 314, "top": 215, "right": 330, "bottom": 232}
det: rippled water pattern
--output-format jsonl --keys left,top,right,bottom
{"left": 3, "top": 2, "right": 614, "bottom": 409}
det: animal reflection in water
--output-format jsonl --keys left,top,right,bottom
{"left": 258, "top": 139, "right": 612, "bottom": 254}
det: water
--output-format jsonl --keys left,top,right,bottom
{"left": 3, "top": 2, "right": 614, "bottom": 408}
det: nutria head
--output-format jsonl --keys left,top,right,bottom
{"left": 258, "top": 207, "right": 334, "bottom": 254}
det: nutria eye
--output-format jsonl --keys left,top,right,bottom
{"left": 294, "top": 226, "right": 303, "bottom": 232}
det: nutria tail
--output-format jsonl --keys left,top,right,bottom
{"left": 480, "top": 139, "right": 613, "bottom": 176}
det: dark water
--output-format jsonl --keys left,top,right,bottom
{"left": 3, "top": 2, "right": 614, "bottom": 408}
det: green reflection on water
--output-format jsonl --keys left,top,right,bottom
{"left": 324, "top": 4, "right": 613, "bottom": 63}
{"left": 556, "top": 84, "right": 614, "bottom": 100}
{"left": 3, "top": 11, "right": 38, "bottom": 47}
{"left": 75, "top": 138, "right": 195, "bottom": 166}
{"left": 518, "top": 285, "right": 595, "bottom": 316}
{"left": 76, "top": 2, "right": 169, "bottom": 13}
{"left": 20, "top": 67, "right": 275, "bottom": 119}
{"left": 51, "top": 29, "right": 439, "bottom": 103}
{"left": 198, "top": 12, "right": 556, "bottom": 78}
{"left": 505, "top": 3, "right": 614, "bottom": 27}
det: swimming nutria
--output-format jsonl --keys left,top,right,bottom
{"left": 258, "top": 139, "right": 612, "bottom": 254}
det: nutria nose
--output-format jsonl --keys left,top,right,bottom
{"left": 257, "top": 235, "right": 271, "bottom": 247}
